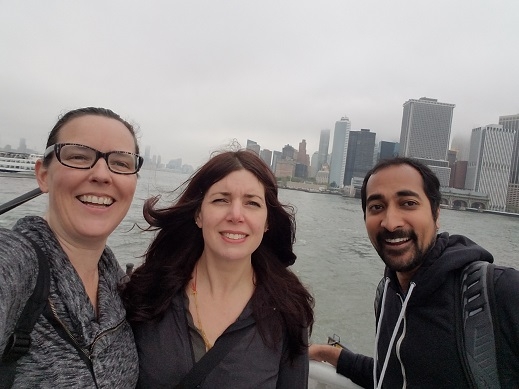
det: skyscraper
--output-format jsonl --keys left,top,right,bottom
{"left": 400, "top": 97, "right": 455, "bottom": 159}
{"left": 260, "top": 148, "right": 272, "bottom": 169}
{"left": 378, "top": 141, "right": 399, "bottom": 162}
{"left": 317, "top": 129, "right": 330, "bottom": 171}
{"left": 246, "top": 139, "right": 260, "bottom": 155}
{"left": 344, "top": 129, "right": 376, "bottom": 186}
{"left": 309, "top": 151, "right": 319, "bottom": 178}
{"left": 328, "top": 116, "right": 351, "bottom": 187}
{"left": 399, "top": 97, "right": 455, "bottom": 186}
{"left": 499, "top": 113, "right": 519, "bottom": 212}
{"left": 465, "top": 125, "right": 515, "bottom": 211}
{"left": 297, "top": 139, "right": 309, "bottom": 166}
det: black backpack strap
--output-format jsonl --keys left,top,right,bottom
{"left": 457, "top": 261, "right": 500, "bottom": 389}
{"left": 0, "top": 236, "right": 50, "bottom": 388}
{"left": 174, "top": 316, "right": 255, "bottom": 389}
{"left": 374, "top": 277, "right": 385, "bottom": 324}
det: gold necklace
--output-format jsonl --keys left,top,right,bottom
{"left": 191, "top": 263, "right": 212, "bottom": 350}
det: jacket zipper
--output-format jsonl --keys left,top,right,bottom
{"left": 48, "top": 299, "right": 126, "bottom": 387}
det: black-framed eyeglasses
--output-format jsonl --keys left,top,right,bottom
{"left": 44, "top": 143, "right": 144, "bottom": 175}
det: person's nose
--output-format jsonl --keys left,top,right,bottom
{"left": 89, "top": 157, "right": 113, "bottom": 184}
{"left": 380, "top": 205, "right": 404, "bottom": 231}
{"left": 227, "top": 201, "right": 244, "bottom": 223}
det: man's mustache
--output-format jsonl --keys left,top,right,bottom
{"left": 377, "top": 229, "right": 417, "bottom": 242}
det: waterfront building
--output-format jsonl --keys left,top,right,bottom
{"left": 294, "top": 163, "right": 308, "bottom": 179}
{"left": 399, "top": 97, "right": 455, "bottom": 159}
{"left": 344, "top": 129, "right": 376, "bottom": 187}
{"left": 465, "top": 125, "right": 515, "bottom": 211}
{"left": 166, "top": 158, "right": 182, "bottom": 170}
{"left": 329, "top": 116, "right": 351, "bottom": 188}
{"left": 271, "top": 151, "right": 282, "bottom": 173}
{"left": 260, "top": 148, "right": 272, "bottom": 169}
{"left": 274, "top": 159, "right": 296, "bottom": 179}
{"left": 309, "top": 151, "right": 319, "bottom": 178}
{"left": 246, "top": 139, "right": 260, "bottom": 155}
{"left": 315, "top": 167, "right": 329, "bottom": 185}
{"left": 399, "top": 97, "right": 455, "bottom": 186}
{"left": 378, "top": 141, "right": 399, "bottom": 162}
{"left": 18, "top": 138, "right": 27, "bottom": 153}
{"left": 450, "top": 160, "right": 468, "bottom": 189}
{"left": 142, "top": 145, "right": 152, "bottom": 168}
{"left": 297, "top": 139, "right": 310, "bottom": 166}
{"left": 317, "top": 129, "right": 330, "bottom": 171}
{"left": 282, "top": 144, "right": 296, "bottom": 160}
{"left": 499, "top": 113, "right": 519, "bottom": 212}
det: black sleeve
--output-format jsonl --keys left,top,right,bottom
{"left": 336, "top": 347, "right": 374, "bottom": 389}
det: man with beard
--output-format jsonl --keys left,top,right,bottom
{"left": 309, "top": 157, "right": 519, "bottom": 388}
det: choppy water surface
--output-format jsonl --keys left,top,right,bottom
{"left": 1, "top": 170, "right": 518, "bottom": 356}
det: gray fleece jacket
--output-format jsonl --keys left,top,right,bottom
{"left": 0, "top": 216, "right": 138, "bottom": 388}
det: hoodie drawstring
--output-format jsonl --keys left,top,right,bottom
{"left": 373, "top": 277, "right": 390, "bottom": 388}
{"left": 374, "top": 281, "right": 416, "bottom": 389}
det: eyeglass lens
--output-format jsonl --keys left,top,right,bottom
{"left": 59, "top": 144, "right": 139, "bottom": 174}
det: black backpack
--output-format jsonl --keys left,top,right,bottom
{"left": 374, "top": 261, "right": 500, "bottom": 389}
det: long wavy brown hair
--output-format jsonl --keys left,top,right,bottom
{"left": 122, "top": 149, "right": 314, "bottom": 360}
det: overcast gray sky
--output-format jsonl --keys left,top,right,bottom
{"left": 1, "top": 0, "right": 518, "bottom": 166}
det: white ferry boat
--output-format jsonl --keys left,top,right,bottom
{"left": 0, "top": 151, "right": 41, "bottom": 176}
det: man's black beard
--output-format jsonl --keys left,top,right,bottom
{"left": 375, "top": 229, "right": 434, "bottom": 273}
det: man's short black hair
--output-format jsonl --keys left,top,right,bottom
{"left": 360, "top": 157, "right": 441, "bottom": 221}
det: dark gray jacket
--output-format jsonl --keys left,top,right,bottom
{"left": 337, "top": 233, "right": 519, "bottom": 388}
{"left": 133, "top": 290, "right": 309, "bottom": 388}
{"left": 0, "top": 216, "right": 138, "bottom": 388}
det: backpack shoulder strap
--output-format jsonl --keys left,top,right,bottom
{"left": 173, "top": 316, "right": 256, "bottom": 389}
{"left": 374, "top": 276, "right": 385, "bottom": 324}
{"left": 1, "top": 236, "right": 50, "bottom": 362}
{"left": 457, "top": 261, "right": 500, "bottom": 389}
{"left": 0, "top": 235, "right": 50, "bottom": 388}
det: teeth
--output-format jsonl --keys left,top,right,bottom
{"left": 386, "top": 237, "right": 409, "bottom": 243}
{"left": 223, "top": 232, "right": 246, "bottom": 240}
{"left": 78, "top": 195, "right": 114, "bottom": 205}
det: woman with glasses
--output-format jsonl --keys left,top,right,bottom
{"left": 0, "top": 107, "right": 141, "bottom": 387}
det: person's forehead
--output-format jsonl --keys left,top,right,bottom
{"left": 367, "top": 164, "right": 425, "bottom": 197}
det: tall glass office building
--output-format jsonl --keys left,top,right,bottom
{"left": 399, "top": 97, "right": 455, "bottom": 186}
{"left": 328, "top": 117, "right": 351, "bottom": 188}
{"left": 465, "top": 125, "right": 515, "bottom": 211}
{"left": 499, "top": 113, "right": 519, "bottom": 212}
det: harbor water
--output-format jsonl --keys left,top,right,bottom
{"left": 1, "top": 169, "right": 518, "bottom": 357}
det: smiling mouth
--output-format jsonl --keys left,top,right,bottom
{"left": 78, "top": 195, "right": 114, "bottom": 206}
{"left": 222, "top": 232, "right": 247, "bottom": 240}
{"left": 385, "top": 237, "right": 411, "bottom": 244}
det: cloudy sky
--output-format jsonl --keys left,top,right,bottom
{"left": 1, "top": 1, "right": 518, "bottom": 166}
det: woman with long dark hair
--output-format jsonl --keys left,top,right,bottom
{"left": 123, "top": 149, "right": 314, "bottom": 388}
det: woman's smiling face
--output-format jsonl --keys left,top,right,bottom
{"left": 36, "top": 115, "right": 138, "bottom": 246}
{"left": 195, "top": 169, "right": 268, "bottom": 263}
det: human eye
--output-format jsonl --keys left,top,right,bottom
{"left": 109, "top": 153, "right": 134, "bottom": 172}
{"left": 402, "top": 199, "right": 419, "bottom": 207}
{"left": 61, "top": 145, "right": 93, "bottom": 165}
{"left": 246, "top": 200, "right": 262, "bottom": 207}
{"left": 211, "top": 197, "right": 229, "bottom": 204}
{"left": 367, "top": 203, "right": 384, "bottom": 213}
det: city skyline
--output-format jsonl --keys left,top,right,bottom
{"left": 1, "top": 1, "right": 518, "bottom": 167}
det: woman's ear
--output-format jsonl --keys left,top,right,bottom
{"left": 195, "top": 211, "right": 202, "bottom": 228}
{"left": 35, "top": 159, "right": 49, "bottom": 193}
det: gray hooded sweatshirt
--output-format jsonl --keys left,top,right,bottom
{"left": 0, "top": 216, "right": 138, "bottom": 388}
